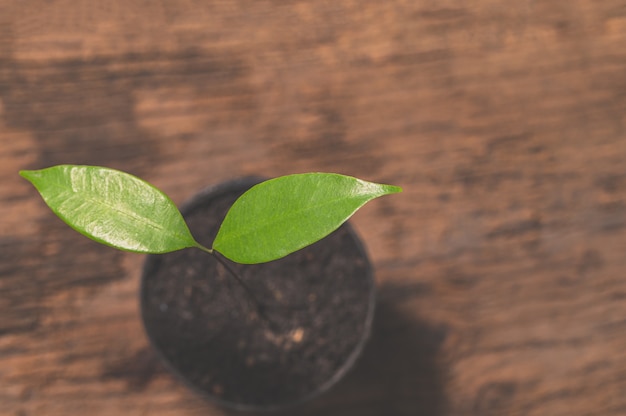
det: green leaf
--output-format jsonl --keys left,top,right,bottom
{"left": 19, "top": 165, "right": 199, "bottom": 254}
{"left": 213, "top": 173, "right": 402, "bottom": 264}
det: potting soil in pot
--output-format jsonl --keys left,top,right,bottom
{"left": 141, "top": 179, "right": 374, "bottom": 409}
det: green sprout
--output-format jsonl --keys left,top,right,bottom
{"left": 20, "top": 165, "right": 402, "bottom": 264}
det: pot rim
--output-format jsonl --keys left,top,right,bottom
{"left": 139, "top": 176, "right": 376, "bottom": 412}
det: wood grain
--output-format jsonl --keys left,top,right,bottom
{"left": 1, "top": 1, "right": 626, "bottom": 415}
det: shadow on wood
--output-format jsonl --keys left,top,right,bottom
{"left": 231, "top": 282, "right": 448, "bottom": 416}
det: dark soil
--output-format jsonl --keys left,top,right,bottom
{"left": 140, "top": 178, "right": 374, "bottom": 410}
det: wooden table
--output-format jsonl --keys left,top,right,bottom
{"left": 2, "top": 1, "right": 625, "bottom": 415}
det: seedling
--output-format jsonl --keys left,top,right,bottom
{"left": 19, "top": 165, "right": 401, "bottom": 408}
{"left": 19, "top": 165, "right": 402, "bottom": 265}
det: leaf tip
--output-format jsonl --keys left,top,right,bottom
{"left": 19, "top": 169, "right": 38, "bottom": 182}
{"left": 387, "top": 185, "right": 403, "bottom": 194}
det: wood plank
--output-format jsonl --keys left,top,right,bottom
{"left": 1, "top": 1, "right": 625, "bottom": 415}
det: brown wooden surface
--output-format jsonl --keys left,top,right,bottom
{"left": 2, "top": 1, "right": 626, "bottom": 415}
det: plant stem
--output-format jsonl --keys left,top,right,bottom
{"left": 195, "top": 244, "right": 214, "bottom": 255}
{"left": 201, "top": 247, "right": 277, "bottom": 329}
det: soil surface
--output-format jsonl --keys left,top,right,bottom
{"left": 141, "top": 179, "right": 374, "bottom": 409}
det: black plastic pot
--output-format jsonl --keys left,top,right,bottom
{"left": 140, "top": 177, "right": 376, "bottom": 412}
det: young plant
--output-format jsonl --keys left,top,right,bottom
{"left": 19, "top": 165, "right": 401, "bottom": 264}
